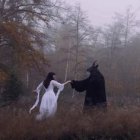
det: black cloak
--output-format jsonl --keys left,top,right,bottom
{"left": 71, "top": 63, "right": 107, "bottom": 110}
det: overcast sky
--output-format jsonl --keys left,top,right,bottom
{"left": 64, "top": 0, "right": 140, "bottom": 27}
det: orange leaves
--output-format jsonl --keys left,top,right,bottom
{"left": 2, "top": 22, "right": 31, "bottom": 47}
{"left": 1, "top": 21, "right": 48, "bottom": 71}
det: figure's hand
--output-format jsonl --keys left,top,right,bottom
{"left": 70, "top": 80, "right": 75, "bottom": 88}
{"left": 71, "top": 80, "right": 75, "bottom": 84}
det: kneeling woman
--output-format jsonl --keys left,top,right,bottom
{"left": 29, "top": 72, "right": 70, "bottom": 120}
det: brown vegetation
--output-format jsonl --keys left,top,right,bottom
{"left": 1, "top": 1, "right": 140, "bottom": 140}
{"left": 0, "top": 100, "right": 140, "bottom": 140}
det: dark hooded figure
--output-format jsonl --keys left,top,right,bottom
{"left": 71, "top": 61, "right": 107, "bottom": 111}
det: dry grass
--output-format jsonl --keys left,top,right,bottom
{"left": 0, "top": 101, "right": 140, "bottom": 140}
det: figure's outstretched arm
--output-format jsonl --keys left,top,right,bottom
{"left": 33, "top": 82, "right": 43, "bottom": 93}
{"left": 70, "top": 78, "right": 88, "bottom": 92}
{"left": 52, "top": 80, "right": 64, "bottom": 90}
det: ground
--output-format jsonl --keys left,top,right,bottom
{"left": 0, "top": 97, "right": 140, "bottom": 140}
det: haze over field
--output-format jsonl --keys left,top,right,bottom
{"left": 64, "top": 0, "right": 140, "bottom": 26}
{"left": 1, "top": 0, "right": 140, "bottom": 139}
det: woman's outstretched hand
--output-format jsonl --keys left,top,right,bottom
{"left": 64, "top": 80, "right": 71, "bottom": 85}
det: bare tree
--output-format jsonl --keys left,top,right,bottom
{"left": 66, "top": 4, "right": 91, "bottom": 80}
{"left": 53, "top": 4, "right": 92, "bottom": 82}
{"left": 113, "top": 7, "right": 139, "bottom": 47}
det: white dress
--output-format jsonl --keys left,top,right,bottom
{"left": 29, "top": 80, "right": 66, "bottom": 120}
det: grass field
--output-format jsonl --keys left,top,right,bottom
{"left": 0, "top": 97, "right": 140, "bottom": 140}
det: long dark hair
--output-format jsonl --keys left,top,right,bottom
{"left": 43, "top": 72, "right": 55, "bottom": 89}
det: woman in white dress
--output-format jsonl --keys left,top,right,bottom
{"left": 29, "top": 72, "right": 70, "bottom": 120}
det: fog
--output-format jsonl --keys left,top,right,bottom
{"left": 1, "top": 0, "right": 140, "bottom": 139}
{"left": 65, "top": 0, "right": 140, "bottom": 26}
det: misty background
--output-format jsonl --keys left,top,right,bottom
{"left": 0, "top": 0, "right": 140, "bottom": 107}
{"left": 65, "top": 0, "right": 140, "bottom": 26}
{"left": 1, "top": 0, "right": 140, "bottom": 139}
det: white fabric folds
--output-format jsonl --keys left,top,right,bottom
{"left": 29, "top": 80, "right": 70, "bottom": 120}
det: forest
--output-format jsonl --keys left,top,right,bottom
{"left": 0, "top": 0, "right": 140, "bottom": 139}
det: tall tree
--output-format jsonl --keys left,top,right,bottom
{"left": 64, "top": 4, "right": 92, "bottom": 80}
{"left": 0, "top": 0, "right": 63, "bottom": 74}
{"left": 112, "top": 7, "right": 138, "bottom": 47}
{"left": 0, "top": 0, "right": 65, "bottom": 91}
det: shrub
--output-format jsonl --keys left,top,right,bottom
{"left": 2, "top": 74, "right": 23, "bottom": 102}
